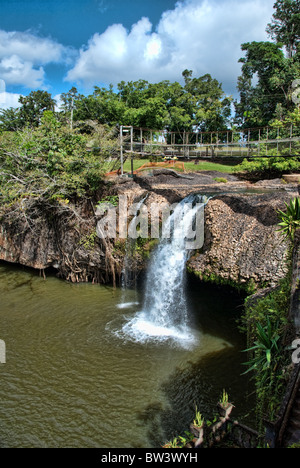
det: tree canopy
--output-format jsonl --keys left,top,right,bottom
{"left": 235, "top": 0, "right": 300, "bottom": 128}
{"left": 266, "top": 0, "right": 300, "bottom": 58}
{"left": 2, "top": 0, "right": 299, "bottom": 134}
{"left": 0, "top": 71, "right": 232, "bottom": 133}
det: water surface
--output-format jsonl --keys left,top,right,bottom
{"left": 0, "top": 262, "right": 254, "bottom": 448}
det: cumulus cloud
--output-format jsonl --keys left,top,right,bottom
{"left": 0, "top": 29, "right": 73, "bottom": 89}
{"left": 0, "top": 91, "right": 22, "bottom": 110}
{"left": 66, "top": 17, "right": 164, "bottom": 85}
{"left": 0, "top": 78, "right": 21, "bottom": 109}
{"left": 66, "top": 0, "right": 275, "bottom": 95}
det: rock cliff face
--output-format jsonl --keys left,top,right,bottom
{"left": 0, "top": 172, "right": 298, "bottom": 292}
{"left": 0, "top": 198, "right": 116, "bottom": 284}
{"left": 188, "top": 192, "right": 294, "bottom": 291}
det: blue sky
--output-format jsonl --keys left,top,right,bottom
{"left": 0, "top": 0, "right": 276, "bottom": 109}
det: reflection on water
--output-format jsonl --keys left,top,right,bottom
{"left": 0, "top": 262, "right": 254, "bottom": 448}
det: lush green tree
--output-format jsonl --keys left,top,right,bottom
{"left": 183, "top": 71, "right": 232, "bottom": 132}
{"left": 162, "top": 80, "right": 194, "bottom": 135}
{"left": 266, "top": 0, "right": 300, "bottom": 58}
{"left": 0, "top": 107, "right": 22, "bottom": 131}
{"left": 71, "top": 73, "right": 231, "bottom": 133}
{"left": 60, "top": 87, "right": 80, "bottom": 112}
{"left": 235, "top": 40, "right": 299, "bottom": 127}
{"left": 74, "top": 86, "right": 126, "bottom": 127}
{"left": 235, "top": 0, "right": 300, "bottom": 128}
{"left": 18, "top": 90, "right": 56, "bottom": 128}
{"left": 0, "top": 112, "right": 119, "bottom": 205}
{"left": 59, "top": 87, "right": 84, "bottom": 128}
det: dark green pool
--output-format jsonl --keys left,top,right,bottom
{"left": 0, "top": 262, "right": 254, "bottom": 448}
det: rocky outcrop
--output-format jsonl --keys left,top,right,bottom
{"left": 0, "top": 172, "right": 298, "bottom": 291}
{"left": 188, "top": 192, "right": 296, "bottom": 291}
{"left": 0, "top": 198, "right": 118, "bottom": 284}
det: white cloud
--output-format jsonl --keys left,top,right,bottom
{"left": 0, "top": 55, "right": 45, "bottom": 88}
{"left": 66, "top": 0, "right": 275, "bottom": 95}
{"left": 0, "top": 92, "right": 22, "bottom": 110}
{"left": 53, "top": 93, "right": 63, "bottom": 112}
{"left": 0, "top": 29, "right": 73, "bottom": 89}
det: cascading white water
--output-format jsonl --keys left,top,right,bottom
{"left": 118, "top": 194, "right": 149, "bottom": 310}
{"left": 119, "top": 194, "right": 206, "bottom": 348}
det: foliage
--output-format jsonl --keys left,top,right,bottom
{"left": 219, "top": 389, "right": 229, "bottom": 406}
{"left": 0, "top": 114, "right": 119, "bottom": 207}
{"left": 193, "top": 406, "right": 204, "bottom": 428}
{"left": 235, "top": 156, "right": 300, "bottom": 179}
{"left": 266, "top": 0, "right": 300, "bottom": 59}
{"left": 18, "top": 90, "right": 56, "bottom": 128}
{"left": 235, "top": 41, "right": 299, "bottom": 127}
{"left": 235, "top": 110, "right": 300, "bottom": 178}
{"left": 235, "top": 0, "right": 300, "bottom": 128}
{"left": 162, "top": 432, "right": 194, "bottom": 449}
{"left": 241, "top": 268, "right": 292, "bottom": 427}
{"left": 242, "top": 318, "right": 281, "bottom": 381}
{"left": 97, "top": 195, "right": 119, "bottom": 207}
{"left": 0, "top": 90, "right": 56, "bottom": 130}
{"left": 79, "top": 230, "right": 98, "bottom": 250}
{"left": 58, "top": 71, "right": 232, "bottom": 135}
{"left": 0, "top": 107, "right": 22, "bottom": 131}
{"left": 277, "top": 197, "right": 300, "bottom": 240}
{"left": 289, "top": 442, "right": 300, "bottom": 448}
{"left": 214, "top": 177, "right": 228, "bottom": 183}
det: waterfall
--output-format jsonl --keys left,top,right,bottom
{"left": 119, "top": 194, "right": 206, "bottom": 348}
{"left": 118, "top": 194, "right": 148, "bottom": 309}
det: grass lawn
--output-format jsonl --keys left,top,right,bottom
{"left": 122, "top": 158, "right": 238, "bottom": 174}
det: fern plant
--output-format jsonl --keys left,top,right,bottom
{"left": 277, "top": 197, "right": 300, "bottom": 241}
{"left": 242, "top": 318, "right": 281, "bottom": 383}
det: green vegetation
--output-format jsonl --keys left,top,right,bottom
{"left": 241, "top": 273, "right": 292, "bottom": 429}
{"left": 240, "top": 198, "right": 299, "bottom": 432}
{"left": 235, "top": 0, "right": 300, "bottom": 128}
{"left": 193, "top": 407, "right": 205, "bottom": 428}
{"left": 214, "top": 177, "right": 228, "bottom": 183}
{"left": 162, "top": 393, "right": 232, "bottom": 449}
{"left": 233, "top": 0, "right": 300, "bottom": 178}
{"left": 235, "top": 155, "right": 300, "bottom": 179}
{"left": 0, "top": 71, "right": 232, "bottom": 136}
{"left": 79, "top": 230, "right": 98, "bottom": 251}
{"left": 162, "top": 432, "right": 194, "bottom": 449}
{"left": 219, "top": 389, "right": 230, "bottom": 407}
{"left": 277, "top": 197, "right": 300, "bottom": 241}
{"left": 235, "top": 109, "right": 300, "bottom": 178}
{"left": 188, "top": 267, "right": 258, "bottom": 295}
{"left": 0, "top": 113, "right": 119, "bottom": 209}
{"left": 242, "top": 318, "right": 282, "bottom": 381}
{"left": 0, "top": 1, "right": 298, "bottom": 195}
{"left": 97, "top": 195, "right": 119, "bottom": 207}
